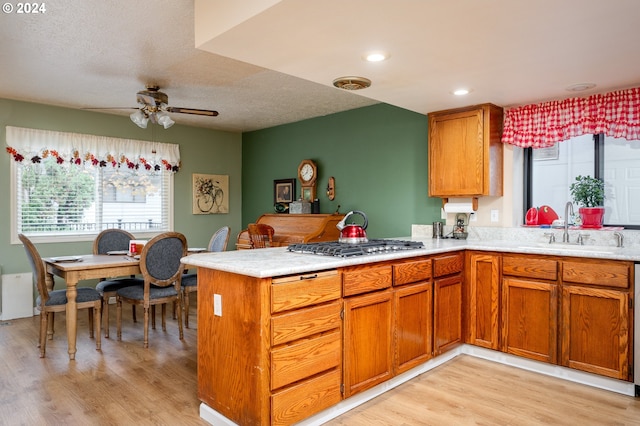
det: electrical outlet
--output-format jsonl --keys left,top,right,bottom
{"left": 491, "top": 209, "right": 499, "bottom": 222}
{"left": 214, "top": 294, "right": 222, "bottom": 317}
{"left": 470, "top": 212, "right": 477, "bottom": 222}
{"left": 440, "top": 208, "right": 447, "bottom": 220}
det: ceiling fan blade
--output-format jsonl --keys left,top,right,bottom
{"left": 166, "top": 106, "right": 219, "bottom": 117}
{"left": 83, "top": 107, "right": 138, "bottom": 110}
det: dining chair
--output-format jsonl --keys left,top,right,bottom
{"left": 181, "top": 226, "right": 230, "bottom": 328}
{"left": 93, "top": 228, "right": 141, "bottom": 338}
{"left": 116, "top": 232, "right": 187, "bottom": 348}
{"left": 18, "top": 234, "right": 102, "bottom": 358}
{"left": 248, "top": 223, "right": 275, "bottom": 248}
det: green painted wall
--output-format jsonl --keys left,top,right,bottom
{"left": 0, "top": 98, "right": 242, "bottom": 278}
{"left": 242, "top": 103, "right": 441, "bottom": 238}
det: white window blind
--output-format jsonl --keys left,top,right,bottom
{"left": 7, "top": 127, "right": 175, "bottom": 242}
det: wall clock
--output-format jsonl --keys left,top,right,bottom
{"left": 297, "top": 159, "right": 317, "bottom": 201}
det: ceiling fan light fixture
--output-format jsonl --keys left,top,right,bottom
{"left": 333, "top": 76, "right": 372, "bottom": 91}
{"left": 130, "top": 110, "right": 149, "bottom": 128}
{"left": 157, "top": 113, "right": 175, "bottom": 129}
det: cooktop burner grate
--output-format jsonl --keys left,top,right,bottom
{"left": 287, "top": 239, "right": 424, "bottom": 257}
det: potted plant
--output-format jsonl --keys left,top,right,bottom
{"left": 569, "top": 175, "right": 605, "bottom": 228}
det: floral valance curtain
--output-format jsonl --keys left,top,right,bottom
{"left": 502, "top": 87, "right": 640, "bottom": 148}
{"left": 5, "top": 126, "right": 180, "bottom": 172}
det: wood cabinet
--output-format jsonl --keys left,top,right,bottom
{"left": 433, "top": 253, "right": 464, "bottom": 355}
{"left": 341, "top": 263, "right": 393, "bottom": 398}
{"left": 196, "top": 249, "right": 635, "bottom": 425}
{"left": 560, "top": 259, "right": 633, "bottom": 381}
{"left": 466, "top": 252, "right": 500, "bottom": 350}
{"left": 393, "top": 258, "right": 433, "bottom": 374}
{"left": 270, "top": 271, "right": 343, "bottom": 425}
{"left": 343, "top": 289, "right": 393, "bottom": 398}
{"left": 343, "top": 257, "right": 435, "bottom": 397}
{"left": 501, "top": 255, "right": 559, "bottom": 364}
{"left": 198, "top": 268, "right": 342, "bottom": 426}
{"left": 428, "top": 103, "right": 503, "bottom": 198}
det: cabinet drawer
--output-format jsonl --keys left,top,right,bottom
{"left": 433, "top": 252, "right": 464, "bottom": 277}
{"left": 271, "top": 368, "right": 342, "bottom": 426}
{"left": 271, "top": 301, "right": 342, "bottom": 346}
{"left": 272, "top": 270, "right": 341, "bottom": 313}
{"left": 343, "top": 264, "right": 392, "bottom": 297}
{"left": 503, "top": 255, "right": 558, "bottom": 281}
{"left": 271, "top": 330, "right": 341, "bottom": 390}
{"left": 393, "top": 258, "right": 432, "bottom": 286}
{"left": 562, "top": 260, "right": 630, "bottom": 289}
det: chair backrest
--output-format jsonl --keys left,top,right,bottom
{"left": 247, "top": 223, "right": 274, "bottom": 249}
{"left": 93, "top": 228, "right": 135, "bottom": 255}
{"left": 208, "top": 226, "right": 231, "bottom": 252}
{"left": 18, "top": 234, "right": 50, "bottom": 305}
{"left": 139, "top": 232, "right": 187, "bottom": 288}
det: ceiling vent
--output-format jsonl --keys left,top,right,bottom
{"left": 333, "top": 76, "right": 372, "bottom": 90}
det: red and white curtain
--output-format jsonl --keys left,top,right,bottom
{"left": 5, "top": 126, "right": 181, "bottom": 172}
{"left": 502, "top": 87, "right": 640, "bottom": 148}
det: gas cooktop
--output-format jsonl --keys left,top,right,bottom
{"left": 287, "top": 239, "right": 425, "bottom": 257}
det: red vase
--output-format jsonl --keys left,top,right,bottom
{"left": 579, "top": 207, "right": 605, "bottom": 228}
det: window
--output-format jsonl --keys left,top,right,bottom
{"left": 7, "top": 126, "right": 178, "bottom": 243}
{"left": 11, "top": 158, "right": 173, "bottom": 243}
{"left": 526, "top": 134, "right": 640, "bottom": 229}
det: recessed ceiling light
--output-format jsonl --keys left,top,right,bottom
{"left": 566, "top": 83, "right": 596, "bottom": 92}
{"left": 363, "top": 52, "right": 389, "bottom": 62}
{"left": 452, "top": 88, "right": 471, "bottom": 96}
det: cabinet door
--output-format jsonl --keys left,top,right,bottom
{"left": 561, "top": 285, "right": 631, "bottom": 380}
{"left": 429, "top": 108, "right": 484, "bottom": 196}
{"left": 394, "top": 282, "right": 433, "bottom": 374}
{"left": 502, "top": 277, "right": 558, "bottom": 364}
{"left": 343, "top": 289, "right": 393, "bottom": 397}
{"left": 433, "top": 274, "right": 463, "bottom": 355}
{"left": 467, "top": 253, "right": 500, "bottom": 350}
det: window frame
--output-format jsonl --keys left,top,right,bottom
{"left": 10, "top": 160, "right": 174, "bottom": 245}
{"left": 523, "top": 133, "right": 639, "bottom": 230}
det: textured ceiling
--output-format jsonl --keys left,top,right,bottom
{"left": 1, "top": 0, "right": 639, "bottom": 133}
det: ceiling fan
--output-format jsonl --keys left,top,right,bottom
{"left": 117, "top": 85, "right": 219, "bottom": 129}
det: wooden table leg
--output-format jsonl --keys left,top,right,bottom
{"left": 66, "top": 279, "right": 78, "bottom": 360}
{"left": 45, "top": 272, "right": 56, "bottom": 339}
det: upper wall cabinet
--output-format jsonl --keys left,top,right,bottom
{"left": 428, "top": 103, "right": 504, "bottom": 198}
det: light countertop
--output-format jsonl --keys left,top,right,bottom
{"left": 182, "top": 237, "right": 640, "bottom": 279}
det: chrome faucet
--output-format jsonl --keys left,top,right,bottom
{"left": 563, "top": 201, "right": 574, "bottom": 243}
{"left": 614, "top": 232, "right": 624, "bottom": 248}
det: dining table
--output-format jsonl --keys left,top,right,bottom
{"left": 44, "top": 254, "right": 141, "bottom": 360}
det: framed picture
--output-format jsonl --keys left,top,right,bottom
{"left": 193, "top": 174, "right": 229, "bottom": 214}
{"left": 274, "top": 178, "right": 296, "bottom": 205}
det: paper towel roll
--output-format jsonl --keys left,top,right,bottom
{"left": 443, "top": 202, "right": 475, "bottom": 213}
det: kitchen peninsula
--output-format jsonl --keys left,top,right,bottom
{"left": 183, "top": 233, "right": 640, "bottom": 426}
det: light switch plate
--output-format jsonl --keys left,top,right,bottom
{"left": 213, "top": 294, "right": 222, "bottom": 317}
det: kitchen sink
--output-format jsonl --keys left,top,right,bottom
{"left": 519, "top": 242, "right": 622, "bottom": 254}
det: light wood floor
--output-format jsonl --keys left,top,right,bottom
{"left": 325, "top": 355, "right": 640, "bottom": 426}
{"left": 2, "top": 304, "right": 640, "bottom": 426}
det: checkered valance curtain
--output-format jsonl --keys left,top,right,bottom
{"left": 501, "top": 87, "right": 640, "bottom": 148}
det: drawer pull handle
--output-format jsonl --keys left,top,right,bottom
{"left": 300, "top": 274, "right": 318, "bottom": 280}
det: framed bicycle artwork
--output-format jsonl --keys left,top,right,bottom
{"left": 193, "top": 173, "right": 229, "bottom": 214}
